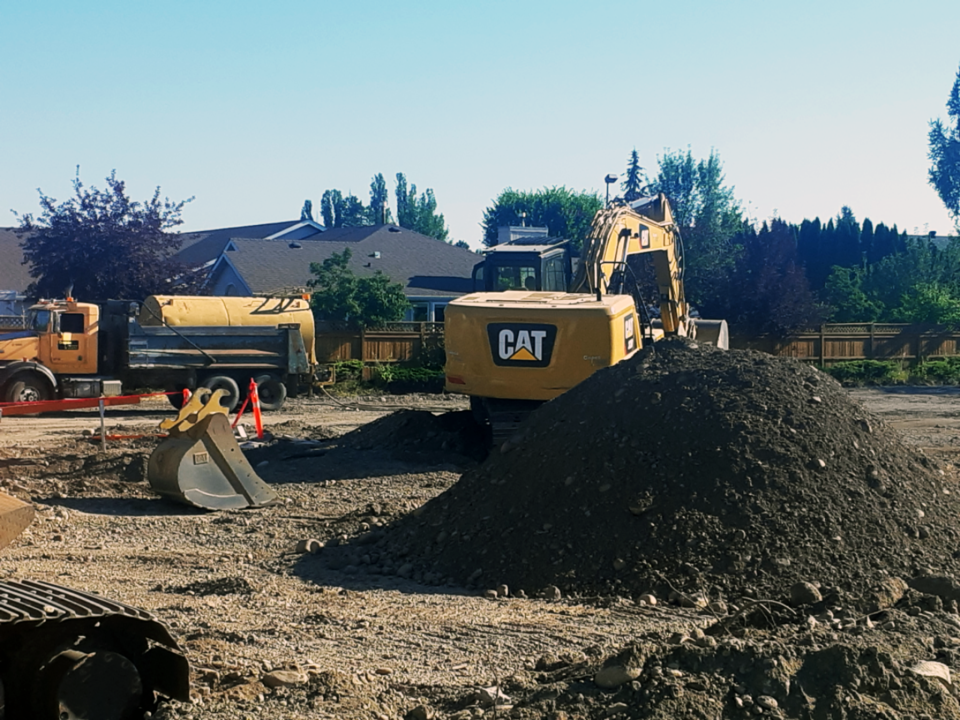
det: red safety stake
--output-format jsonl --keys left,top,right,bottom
{"left": 249, "top": 378, "right": 264, "bottom": 440}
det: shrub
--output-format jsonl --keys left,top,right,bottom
{"left": 913, "top": 356, "right": 960, "bottom": 383}
{"left": 824, "top": 360, "right": 905, "bottom": 386}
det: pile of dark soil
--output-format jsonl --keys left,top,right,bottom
{"left": 380, "top": 339, "right": 960, "bottom": 604}
{"left": 338, "top": 409, "right": 487, "bottom": 464}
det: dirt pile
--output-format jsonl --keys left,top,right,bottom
{"left": 379, "top": 339, "right": 960, "bottom": 604}
{"left": 339, "top": 409, "right": 486, "bottom": 463}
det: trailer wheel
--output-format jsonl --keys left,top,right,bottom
{"left": 254, "top": 374, "right": 287, "bottom": 411}
{"left": 199, "top": 375, "right": 240, "bottom": 412}
{"left": 3, "top": 373, "right": 52, "bottom": 404}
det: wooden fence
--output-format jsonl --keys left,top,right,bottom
{"left": 315, "top": 322, "right": 960, "bottom": 370}
{"left": 733, "top": 323, "right": 960, "bottom": 365}
{"left": 315, "top": 322, "right": 444, "bottom": 368}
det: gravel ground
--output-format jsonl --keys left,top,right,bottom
{"left": 2, "top": 382, "right": 960, "bottom": 719}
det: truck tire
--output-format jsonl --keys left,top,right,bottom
{"left": 4, "top": 373, "right": 53, "bottom": 404}
{"left": 199, "top": 375, "right": 240, "bottom": 412}
{"left": 254, "top": 374, "right": 287, "bottom": 411}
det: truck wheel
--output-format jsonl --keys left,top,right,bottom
{"left": 4, "top": 373, "right": 52, "bottom": 404}
{"left": 200, "top": 375, "right": 240, "bottom": 411}
{"left": 254, "top": 374, "right": 287, "bottom": 411}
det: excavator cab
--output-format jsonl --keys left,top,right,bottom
{"left": 472, "top": 240, "right": 576, "bottom": 293}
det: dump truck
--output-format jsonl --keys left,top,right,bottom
{"left": 445, "top": 194, "right": 729, "bottom": 442}
{"left": 0, "top": 491, "right": 189, "bottom": 717}
{"left": 0, "top": 295, "right": 315, "bottom": 411}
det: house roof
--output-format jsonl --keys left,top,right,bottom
{"left": 212, "top": 225, "right": 478, "bottom": 297}
{"left": 0, "top": 228, "right": 34, "bottom": 294}
{"left": 176, "top": 220, "right": 324, "bottom": 268}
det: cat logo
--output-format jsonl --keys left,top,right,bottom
{"left": 487, "top": 323, "right": 557, "bottom": 367}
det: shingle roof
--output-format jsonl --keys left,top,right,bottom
{"left": 175, "top": 220, "right": 309, "bottom": 268}
{"left": 218, "top": 225, "right": 478, "bottom": 297}
{"left": 0, "top": 228, "right": 34, "bottom": 294}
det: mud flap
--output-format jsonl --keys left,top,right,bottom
{"left": 148, "top": 412, "right": 278, "bottom": 510}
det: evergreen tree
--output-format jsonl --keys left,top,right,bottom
{"left": 833, "top": 206, "right": 862, "bottom": 269}
{"left": 621, "top": 149, "right": 646, "bottom": 201}
{"left": 928, "top": 64, "right": 960, "bottom": 220}
{"left": 860, "top": 218, "right": 875, "bottom": 265}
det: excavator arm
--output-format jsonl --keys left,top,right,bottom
{"left": 571, "top": 193, "right": 690, "bottom": 336}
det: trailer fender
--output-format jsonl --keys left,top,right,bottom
{"left": 0, "top": 362, "right": 58, "bottom": 393}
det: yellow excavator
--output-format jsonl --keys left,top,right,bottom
{"left": 444, "top": 194, "right": 728, "bottom": 442}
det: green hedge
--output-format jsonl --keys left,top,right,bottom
{"left": 823, "top": 358, "right": 960, "bottom": 385}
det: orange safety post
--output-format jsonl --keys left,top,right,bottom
{"left": 248, "top": 378, "right": 264, "bottom": 439}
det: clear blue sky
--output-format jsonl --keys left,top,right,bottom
{"left": 2, "top": 0, "right": 959, "bottom": 249}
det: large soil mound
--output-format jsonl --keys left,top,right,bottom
{"left": 383, "top": 339, "right": 960, "bottom": 603}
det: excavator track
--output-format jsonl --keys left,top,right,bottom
{"left": 0, "top": 577, "right": 189, "bottom": 719}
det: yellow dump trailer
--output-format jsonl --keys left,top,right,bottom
{"left": 140, "top": 295, "right": 316, "bottom": 364}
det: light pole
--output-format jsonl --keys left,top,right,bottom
{"left": 604, "top": 174, "right": 618, "bottom": 207}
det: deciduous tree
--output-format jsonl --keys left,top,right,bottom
{"left": 15, "top": 170, "right": 193, "bottom": 302}
{"left": 394, "top": 173, "right": 449, "bottom": 241}
{"left": 929, "top": 64, "right": 960, "bottom": 221}
{"left": 481, "top": 187, "right": 602, "bottom": 249}
{"left": 308, "top": 249, "right": 409, "bottom": 329}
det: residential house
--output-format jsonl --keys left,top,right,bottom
{"left": 179, "top": 222, "right": 479, "bottom": 322}
{"left": 0, "top": 228, "right": 32, "bottom": 322}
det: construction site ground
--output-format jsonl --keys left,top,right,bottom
{"left": 3, "top": 384, "right": 960, "bottom": 719}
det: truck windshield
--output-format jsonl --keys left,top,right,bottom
{"left": 29, "top": 310, "right": 51, "bottom": 332}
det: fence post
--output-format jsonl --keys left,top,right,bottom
{"left": 819, "top": 324, "right": 826, "bottom": 367}
{"left": 869, "top": 323, "right": 875, "bottom": 359}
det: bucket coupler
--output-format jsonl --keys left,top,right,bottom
{"left": 147, "top": 388, "right": 279, "bottom": 510}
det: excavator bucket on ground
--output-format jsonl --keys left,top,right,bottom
{"left": 0, "top": 491, "right": 190, "bottom": 718}
{"left": 147, "top": 388, "right": 279, "bottom": 510}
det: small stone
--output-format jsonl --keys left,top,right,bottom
{"left": 707, "top": 600, "right": 728, "bottom": 615}
{"left": 484, "top": 589, "right": 498, "bottom": 599}
{"left": 478, "top": 686, "right": 510, "bottom": 706}
{"left": 496, "top": 584, "right": 509, "bottom": 598}
{"left": 542, "top": 585, "right": 561, "bottom": 600}
{"left": 262, "top": 670, "right": 307, "bottom": 688}
{"left": 638, "top": 593, "right": 657, "bottom": 606}
{"left": 595, "top": 665, "right": 641, "bottom": 689}
{"left": 605, "top": 702, "right": 629, "bottom": 717}
{"left": 790, "top": 581, "right": 822, "bottom": 606}
{"left": 910, "top": 661, "right": 952, "bottom": 686}
{"left": 408, "top": 706, "right": 434, "bottom": 720}
{"left": 756, "top": 695, "right": 778, "bottom": 709}
{"left": 612, "top": 558, "right": 626, "bottom": 571}
{"left": 295, "top": 538, "right": 323, "bottom": 554}
{"left": 668, "top": 632, "right": 690, "bottom": 645}
{"left": 678, "top": 592, "right": 707, "bottom": 609}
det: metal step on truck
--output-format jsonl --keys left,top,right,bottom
{"left": 0, "top": 295, "right": 317, "bottom": 412}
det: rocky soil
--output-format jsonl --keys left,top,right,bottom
{"left": 1, "top": 368, "right": 960, "bottom": 719}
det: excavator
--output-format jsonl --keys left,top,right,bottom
{"left": 444, "top": 193, "right": 728, "bottom": 443}
{"left": 0, "top": 492, "right": 189, "bottom": 718}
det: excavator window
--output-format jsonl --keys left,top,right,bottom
{"left": 543, "top": 257, "right": 566, "bottom": 291}
{"left": 494, "top": 265, "right": 538, "bottom": 291}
